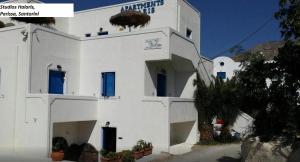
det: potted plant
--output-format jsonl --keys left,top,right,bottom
{"left": 132, "top": 144, "right": 143, "bottom": 160}
{"left": 51, "top": 143, "right": 64, "bottom": 161}
{"left": 142, "top": 142, "right": 153, "bottom": 156}
{"left": 100, "top": 149, "right": 121, "bottom": 162}
{"left": 120, "top": 150, "right": 135, "bottom": 162}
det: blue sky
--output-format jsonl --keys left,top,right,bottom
{"left": 2, "top": 0, "right": 282, "bottom": 58}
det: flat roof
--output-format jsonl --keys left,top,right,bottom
{"left": 75, "top": 0, "right": 200, "bottom": 16}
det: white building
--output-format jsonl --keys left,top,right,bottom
{"left": 212, "top": 56, "right": 253, "bottom": 137}
{"left": 213, "top": 56, "right": 241, "bottom": 80}
{"left": 0, "top": 0, "right": 213, "bottom": 158}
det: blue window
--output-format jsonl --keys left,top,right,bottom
{"left": 102, "top": 72, "right": 115, "bottom": 97}
{"left": 49, "top": 70, "right": 65, "bottom": 94}
{"left": 217, "top": 72, "right": 226, "bottom": 79}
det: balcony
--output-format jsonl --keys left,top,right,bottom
{"left": 145, "top": 27, "right": 200, "bottom": 70}
{"left": 142, "top": 97, "right": 198, "bottom": 150}
{"left": 20, "top": 94, "right": 98, "bottom": 157}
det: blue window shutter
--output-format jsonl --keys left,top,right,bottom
{"left": 101, "top": 72, "right": 115, "bottom": 97}
{"left": 106, "top": 72, "right": 115, "bottom": 96}
{"left": 49, "top": 70, "right": 64, "bottom": 94}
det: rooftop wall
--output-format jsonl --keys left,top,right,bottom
{"left": 68, "top": 0, "right": 178, "bottom": 37}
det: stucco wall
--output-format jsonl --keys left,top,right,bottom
{"left": 79, "top": 28, "right": 169, "bottom": 97}
{"left": 0, "top": 26, "right": 29, "bottom": 152}
{"left": 68, "top": 0, "right": 178, "bottom": 37}
{"left": 30, "top": 25, "right": 81, "bottom": 95}
{"left": 98, "top": 98, "right": 170, "bottom": 153}
{"left": 177, "top": 0, "right": 201, "bottom": 51}
{"left": 53, "top": 121, "right": 97, "bottom": 146}
{"left": 213, "top": 56, "right": 241, "bottom": 80}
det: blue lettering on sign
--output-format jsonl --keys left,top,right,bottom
{"left": 120, "top": 0, "right": 164, "bottom": 14}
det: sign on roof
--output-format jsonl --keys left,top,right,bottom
{"left": 121, "top": 0, "right": 164, "bottom": 15}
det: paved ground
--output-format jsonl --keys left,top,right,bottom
{"left": 0, "top": 144, "right": 241, "bottom": 162}
{"left": 146, "top": 143, "right": 241, "bottom": 162}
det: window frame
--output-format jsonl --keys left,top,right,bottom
{"left": 186, "top": 28, "right": 193, "bottom": 39}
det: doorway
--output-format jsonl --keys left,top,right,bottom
{"left": 102, "top": 127, "right": 117, "bottom": 152}
{"left": 157, "top": 71, "right": 167, "bottom": 97}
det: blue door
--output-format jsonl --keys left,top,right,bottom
{"left": 157, "top": 73, "right": 167, "bottom": 97}
{"left": 48, "top": 70, "right": 65, "bottom": 94}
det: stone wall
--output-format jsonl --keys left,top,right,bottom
{"left": 241, "top": 137, "right": 292, "bottom": 162}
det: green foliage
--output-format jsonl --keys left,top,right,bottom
{"left": 52, "top": 137, "right": 68, "bottom": 152}
{"left": 120, "top": 150, "right": 135, "bottom": 162}
{"left": 100, "top": 149, "right": 108, "bottom": 157}
{"left": 236, "top": 53, "right": 270, "bottom": 117}
{"left": 194, "top": 74, "right": 218, "bottom": 126}
{"left": 52, "top": 143, "right": 62, "bottom": 152}
{"left": 236, "top": 44, "right": 300, "bottom": 144}
{"left": 100, "top": 149, "right": 119, "bottom": 159}
{"left": 235, "top": 0, "right": 300, "bottom": 145}
{"left": 132, "top": 144, "right": 143, "bottom": 152}
{"left": 275, "top": 0, "right": 300, "bottom": 41}
{"left": 194, "top": 73, "right": 241, "bottom": 128}
{"left": 214, "top": 77, "right": 241, "bottom": 127}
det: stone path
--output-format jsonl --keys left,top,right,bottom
{"left": 148, "top": 143, "right": 241, "bottom": 162}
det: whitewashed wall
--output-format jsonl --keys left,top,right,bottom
{"left": 177, "top": 0, "right": 200, "bottom": 51}
{"left": 68, "top": 0, "right": 178, "bottom": 37}
{"left": 213, "top": 56, "right": 241, "bottom": 80}
{"left": 30, "top": 25, "right": 81, "bottom": 95}
{"left": 0, "top": 26, "right": 28, "bottom": 152}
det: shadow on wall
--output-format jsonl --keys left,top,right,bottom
{"left": 53, "top": 120, "right": 96, "bottom": 145}
{"left": 170, "top": 121, "right": 195, "bottom": 146}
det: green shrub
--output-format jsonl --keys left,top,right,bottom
{"left": 100, "top": 149, "right": 119, "bottom": 159}
{"left": 132, "top": 144, "right": 143, "bottom": 152}
{"left": 121, "top": 150, "right": 135, "bottom": 162}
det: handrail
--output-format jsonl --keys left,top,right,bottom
{"left": 169, "top": 30, "right": 212, "bottom": 82}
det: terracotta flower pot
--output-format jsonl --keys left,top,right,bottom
{"left": 133, "top": 150, "right": 144, "bottom": 159}
{"left": 51, "top": 151, "right": 64, "bottom": 161}
{"left": 100, "top": 156, "right": 122, "bottom": 162}
{"left": 143, "top": 147, "right": 153, "bottom": 156}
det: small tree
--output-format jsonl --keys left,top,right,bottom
{"left": 194, "top": 73, "right": 217, "bottom": 141}
{"left": 194, "top": 73, "right": 241, "bottom": 142}
{"left": 234, "top": 0, "right": 300, "bottom": 144}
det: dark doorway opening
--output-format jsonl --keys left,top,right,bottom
{"left": 157, "top": 72, "right": 167, "bottom": 97}
{"left": 102, "top": 127, "right": 117, "bottom": 152}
